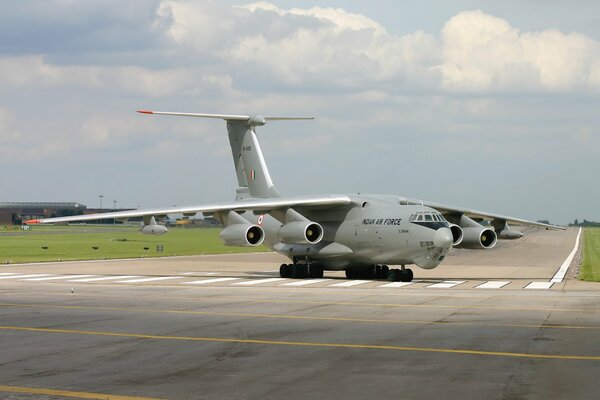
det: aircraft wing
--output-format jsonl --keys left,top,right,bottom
{"left": 399, "top": 198, "right": 565, "bottom": 230}
{"left": 25, "top": 195, "right": 353, "bottom": 225}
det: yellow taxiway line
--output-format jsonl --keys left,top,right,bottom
{"left": 2, "top": 302, "right": 599, "bottom": 331}
{"left": 1, "top": 325, "right": 599, "bottom": 361}
{"left": 0, "top": 385, "right": 162, "bottom": 400}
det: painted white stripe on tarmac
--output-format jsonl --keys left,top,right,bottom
{"left": 525, "top": 282, "right": 554, "bottom": 289}
{"left": 233, "top": 278, "right": 287, "bottom": 285}
{"left": 68, "top": 275, "right": 141, "bottom": 282}
{"left": 281, "top": 279, "right": 331, "bottom": 286}
{"left": 116, "top": 276, "right": 183, "bottom": 283}
{"left": 22, "top": 275, "right": 98, "bottom": 281}
{"left": 551, "top": 227, "right": 582, "bottom": 283}
{"left": 184, "top": 278, "right": 240, "bottom": 285}
{"left": 328, "top": 280, "right": 371, "bottom": 287}
{"left": 476, "top": 281, "right": 510, "bottom": 289}
{"left": 427, "top": 280, "right": 466, "bottom": 289}
{"left": 0, "top": 274, "right": 53, "bottom": 280}
{"left": 377, "top": 281, "right": 414, "bottom": 288}
{"left": 0, "top": 272, "right": 22, "bottom": 276}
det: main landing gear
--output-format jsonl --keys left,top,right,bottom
{"left": 345, "top": 264, "right": 389, "bottom": 280}
{"left": 280, "top": 263, "right": 324, "bottom": 279}
{"left": 387, "top": 265, "right": 413, "bottom": 282}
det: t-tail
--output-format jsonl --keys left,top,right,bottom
{"left": 137, "top": 111, "right": 313, "bottom": 200}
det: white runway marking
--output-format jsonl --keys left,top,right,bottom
{"left": 377, "top": 281, "right": 414, "bottom": 288}
{"left": 328, "top": 280, "right": 371, "bottom": 287}
{"left": 263, "top": 270, "right": 280, "bottom": 273}
{"left": 551, "top": 227, "right": 582, "bottom": 283}
{"left": 427, "top": 280, "right": 466, "bottom": 289}
{"left": 281, "top": 279, "right": 331, "bottom": 286}
{"left": 476, "top": 281, "right": 510, "bottom": 289}
{"left": 180, "top": 272, "right": 219, "bottom": 276}
{"left": 0, "top": 274, "right": 53, "bottom": 280}
{"left": 525, "top": 282, "right": 553, "bottom": 289}
{"left": 116, "top": 276, "right": 183, "bottom": 283}
{"left": 0, "top": 272, "right": 21, "bottom": 276}
{"left": 233, "top": 278, "right": 287, "bottom": 285}
{"left": 22, "top": 275, "right": 98, "bottom": 281}
{"left": 184, "top": 277, "right": 240, "bottom": 285}
{"left": 68, "top": 275, "right": 142, "bottom": 282}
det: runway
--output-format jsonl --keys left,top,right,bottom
{"left": 1, "top": 227, "right": 598, "bottom": 399}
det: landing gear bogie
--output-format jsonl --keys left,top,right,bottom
{"left": 387, "top": 266, "right": 414, "bottom": 282}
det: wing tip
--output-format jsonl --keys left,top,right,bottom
{"left": 137, "top": 110, "right": 154, "bottom": 114}
{"left": 25, "top": 219, "right": 40, "bottom": 225}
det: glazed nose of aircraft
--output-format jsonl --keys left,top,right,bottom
{"left": 434, "top": 227, "right": 453, "bottom": 248}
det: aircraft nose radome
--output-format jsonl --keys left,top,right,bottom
{"left": 434, "top": 227, "right": 453, "bottom": 248}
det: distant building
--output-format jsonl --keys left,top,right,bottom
{"left": 0, "top": 202, "right": 87, "bottom": 225}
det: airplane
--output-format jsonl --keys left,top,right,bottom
{"left": 26, "top": 110, "right": 564, "bottom": 282}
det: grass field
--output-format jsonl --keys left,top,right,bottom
{"left": 0, "top": 225, "right": 268, "bottom": 264}
{"left": 580, "top": 228, "right": 600, "bottom": 282}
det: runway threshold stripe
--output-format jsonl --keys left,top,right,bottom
{"left": 328, "top": 280, "right": 371, "bottom": 287}
{"left": 525, "top": 282, "right": 554, "bottom": 290}
{"left": 184, "top": 277, "right": 240, "bottom": 285}
{"left": 22, "top": 275, "right": 98, "bottom": 281}
{"left": 476, "top": 281, "right": 510, "bottom": 289}
{"left": 427, "top": 281, "right": 466, "bottom": 289}
{"left": 0, "top": 273, "right": 21, "bottom": 276}
{"left": 116, "top": 277, "right": 182, "bottom": 283}
{"left": 0, "top": 274, "right": 53, "bottom": 280}
{"left": 2, "top": 326, "right": 599, "bottom": 361}
{"left": 282, "top": 279, "right": 331, "bottom": 286}
{"left": 233, "top": 278, "right": 287, "bottom": 285}
{"left": 0, "top": 384, "right": 163, "bottom": 400}
{"left": 551, "top": 227, "right": 582, "bottom": 283}
{"left": 377, "top": 282, "right": 414, "bottom": 288}
{"left": 68, "top": 275, "right": 142, "bottom": 282}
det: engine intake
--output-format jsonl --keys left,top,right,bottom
{"left": 220, "top": 224, "right": 264, "bottom": 247}
{"left": 448, "top": 224, "right": 464, "bottom": 245}
{"left": 278, "top": 221, "right": 323, "bottom": 244}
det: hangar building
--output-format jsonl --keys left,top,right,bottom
{"left": 0, "top": 202, "right": 87, "bottom": 225}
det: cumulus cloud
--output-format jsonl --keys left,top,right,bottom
{"left": 0, "top": 108, "right": 20, "bottom": 145}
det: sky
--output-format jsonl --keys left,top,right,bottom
{"left": 0, "top": 0, "right": 598, "bottom": 225}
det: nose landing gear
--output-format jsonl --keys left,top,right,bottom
{"left": 387, "top": 265, "right": 413, "bottom": 282}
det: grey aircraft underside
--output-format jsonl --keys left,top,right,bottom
{"left": 27, "top": 111, "right": 564, "bottom": 282}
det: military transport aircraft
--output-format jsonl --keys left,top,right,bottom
{"left": 26, "top": 111, "right": 563, "bottom": 282}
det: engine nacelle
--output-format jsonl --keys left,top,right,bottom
{"left": 448, "top": 224, "right": 464, "bottom": 246}
{"left": 220, "top": 224, "right": 264, "bottom": 247}
{"left": 497, "top": 229, "right": 523, "bottom": 240}
{"left": 278, "top": 221, "right": 323, "bottom": 244}
{"left": 141, "top": 224, "right": 168, "bottom": 235}
{"left": 455, "top": 227, "right": 497, "bottom": 249}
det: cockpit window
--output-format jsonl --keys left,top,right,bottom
{"left": 425, "top": 214, "right": 432, "bottom": 221}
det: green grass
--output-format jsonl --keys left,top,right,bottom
{"left": 580, "top": 228, "right": 600, "bottom": 282}
{"left": 0, "top": 225, "right": 268, "bottom": 264}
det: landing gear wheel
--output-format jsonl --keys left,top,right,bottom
{"left": 388, "top": 269, "right": 401, "bottom": 282}
{"left": 400, "top": 267, "right": 414, "bottom": 282}
{"left": 375, "top": 265, "right": 389, "bottom": 280}
{"left": 292, "top": 264, "right": 308, "bottom": 279}
{"left": 345, "top": 269, "right": 356, "bottom": 279}
{"left": 279, "top": 263, "right": 290, "bottom": 278}
{"left": 309, "top": 264, "right": 324, "bottom": 278}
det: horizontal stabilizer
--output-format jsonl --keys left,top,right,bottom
{"left": 137, "top": 110, "right": 314, "bottom": 125}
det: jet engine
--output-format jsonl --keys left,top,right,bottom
{"left": 141, "top": 224, "right": 168, "bottom": 235}
{"left": 278, "top": 221, "right": 324, "bottom": 244}
{"left": 220, "top": 224, "right": 264, "bottom": 247}
{"left": 455, "top": 227, "right": 497, "bottom": 249}
{"left": 448, "top": 223, "right": 464, "bottom": 246}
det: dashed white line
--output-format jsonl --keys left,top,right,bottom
{"left": 116, "top": 276, "right": 183, "bottom": 283}
{"left": 0, "top": 274, "right": 53, "bottom": 280}
{"left": 427, "top": 280, "right": 466, "bottom": 289}
{"left": 525, "top": 282, "right": 553, "bottom": 290}
{"left": 476, "top": 281, "right": 510, "bottom": 289}
{"left": 184, "top": 277, "right": 241, "bottom": 285}
{"left": 22, "top": 275, "right": 98, "bottom": 281}
{"left": 0, "top": 272, "right": 21, "bottom": 276}
{"left": 377, "top": 281, "right": 414, "bottom": 288}
{"left": 68, "top": 275, "right": 142, "bottom": 282}
{"left": 233, "top": 278, "right": 287, "bottom": 285}
{"left": 281, "top": 279, "right": 331, "bottom": 286}
{"left": 328, "top": 280, "right": 371, "bottom": 287}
